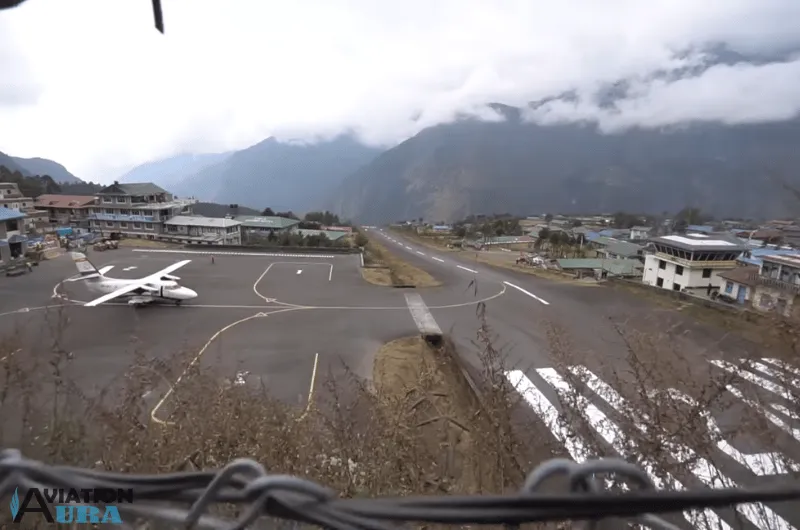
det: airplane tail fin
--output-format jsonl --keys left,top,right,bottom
{"left": 70, "top": 252, "right": 103, "bottom": 279}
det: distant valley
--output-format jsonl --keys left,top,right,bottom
{"left": 5, "top": 104, "right": 800, "bottom": 223}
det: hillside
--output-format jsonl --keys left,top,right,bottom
{"left": 11, "top": 156, "right": 82, "bottom": 183}
{"left": 0, "top": 151, "right": 32, "bottom": 176}
{"left": 172, "top": 135, "right": 382, "bottom": 213}
{"left": 118, "top": 152, "right": 232, "bottom": 191}
{"left": 0, "top": 165, "right": 62, "bottom": 197}
{"left": 332, "top": 106, "right": 800, "bottom": 224}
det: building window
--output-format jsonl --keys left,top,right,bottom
{"left": 656, "top": 277, "right": 664, "bottom": 288}
{"left": 672, "top": 283, "right": 681, "bottom": 291}
{"left": 658, "top": 260, "right": 666, "bottom": 270}
{"left": 702, "top": 268, "right": 711, "bottom": 278}
{"left": 133, "top": 222, "right": 142, "bottom": 229}
{"left": 120, "top": 222, "right": 128, "bottom": 228}
{"left": 103, "top": 197, "right": 112, "bottom": 203}
{"left": 725, "top": 281, "right": 733, "bottom": 294}
{"left": 105, "top": 221, "right": 114, "bottom": 227}
{"left": 116, "top": 197, "right": 126, "bottom": 203}
{"left": 145, "top": 224, "right": 154, "bottom": 230}
{"left": 675, "top": 265, "right": 684, "bottom": 276}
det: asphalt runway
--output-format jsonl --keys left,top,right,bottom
{"left": 373, "top": 229, "right": 800, "bottom": 530}
{"left": 2, "top": 239, "right": 799, "bottom": 527}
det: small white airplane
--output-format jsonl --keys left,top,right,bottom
{"left": 66, "top": 252, "right": 198, "bottom": 307}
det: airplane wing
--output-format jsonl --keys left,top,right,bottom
{"left": 83, "top": 282, "right": 147, "bottom": 307}
{"left": 145, "top": 260, "right": 192, "bottom": 281}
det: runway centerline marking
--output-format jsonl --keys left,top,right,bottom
{"left": 432, "top": 257, "right": 445, "bottom": 263}
{"left": 503, "top": 281, "right": 550, "bottom": 305}
{"left": 457, "top": 265, "right": 478, "bottom": 274}
{"left": 416, "top": 251, "right": 425, "bottom": 256}
{"left": 297, "top": 269, "right": 302, "bottom": 275}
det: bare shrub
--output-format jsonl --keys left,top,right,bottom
{"left": 0, "top": 306, "right": 541, "bottom": 528}
{"left": 540, "top": 315, "right": 799, "bottom": 530}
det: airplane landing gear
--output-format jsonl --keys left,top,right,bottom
{"left": 175, "top": 300, "right": 182, "bottom": 306}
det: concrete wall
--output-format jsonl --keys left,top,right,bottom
{"left": 643, "top": 254, "right": 730, "bottom": 291}
{"left": 752, "top": 284, "right": 799, "bottom": 318}
{"left": 720, "top": 278, "right": 753, "bottom": 302}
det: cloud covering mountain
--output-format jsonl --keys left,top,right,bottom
{"left": 1, "top": 0, "right": 799, "bottom": 182}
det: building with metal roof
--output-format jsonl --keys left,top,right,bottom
{"left": 235, "top": 215, "right": 300, "bottom": 232}
{"left": 88, "top": 181, "right": 197, "bottom": 240}
{"left": 1, "top": 208, "right": 28, "bottom": 262}
{"left": 296, "top": 228, "right": 348, "bottom": 242}
{"left": 556, "top": 258, "right": 643, "bottom": 278}
{"left": 161, "top": 216, "right": 242, "bottom": 245}
{"left": 643, "top": 233, "right": 747, "bottom": 293}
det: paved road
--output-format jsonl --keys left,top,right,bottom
{"left": 1, "top": 240, "right": 798, "bottom": 528}
{"left": 374, "top": 229, "right": 800, "bottom": 530}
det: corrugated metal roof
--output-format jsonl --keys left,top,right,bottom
{"left": 0, "top": 208, "right": 26, "bottom": 222}
{"left": 604, "top": 241, "right": 643, "bottom": 257}
{"left": 164, "top": 215, "right": 242, "bottom": 228}
{"left": 557, "top": 258, "right": 643, "bottom": 276}
{"left": 296, "top": 228, "right": 348, "bottom": 241}
{"left": 99, "top": 182, "right": 168, "bottom": 196}
{"left": 687, "top": 225, "right": 714, "bottom": 233}
{"left": 236, "top": 215, "right": 300, "bottom": 229}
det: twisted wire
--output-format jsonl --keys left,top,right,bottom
{"left": 2, "top": 449, "right": 799, "bottom": 529}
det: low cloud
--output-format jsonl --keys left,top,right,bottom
{"left": 0, "top": 0, "right": 799, "bottom": 181}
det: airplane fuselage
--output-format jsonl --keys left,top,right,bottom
{"left": 84, "top": 277, "right": 197, "bottom": 305}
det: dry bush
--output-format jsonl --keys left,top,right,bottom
{"left": 361, "top": 238, "right": 440, "bottom": 287}
{"left": 0, "top": 305, "right": 548, "bottom": 529}
{"left": 538, "top": 315, "right": 799, "bottom": 530}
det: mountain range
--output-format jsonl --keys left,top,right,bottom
{"left": 332, "top": 107, "right": 800, "bottom": 223}
{"left": 0, "top": 151, "right": 83, "bottom": 184}
{"left": 5, "top": 101, "right": 800, "bottom": 222}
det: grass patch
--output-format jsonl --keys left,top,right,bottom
{"left": 361, "top": 238, "right": 441, "bottom": 288}
{"left": 117, "top": 238, "right": 179, "bottom": 249}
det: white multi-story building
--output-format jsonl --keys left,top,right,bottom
{"left": 642, "top": 233, "right": 746, "bottom": 293}
{"left": 162, "top": 216, "right": 242, "bottom": 245}
{"left": 88, "top": 182, "right": 196, "bottom": 239}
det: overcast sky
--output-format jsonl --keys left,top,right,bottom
{"left": 1, "top": 0, "right": 800, "bottom": 182}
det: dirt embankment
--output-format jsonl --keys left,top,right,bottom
{"left": 361, "top": 238, "right": 441, "bottom": 288}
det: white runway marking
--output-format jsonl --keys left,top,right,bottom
{"left": 132, "top": 249, "right": 340, "bottom": 259}
{"left": 503, "top": 281, "right": 549, "bottom": 305}
{"left": 416, "top": 251, "right": 425, "bottom": 256}
{"left": 122, "top": 266, "right": 137, "bottom": 271}
{"left": 507, "top": 364, "right": 798, "bottom": 530}
{"left": 432, "top": 257, "right": 444, "bottom": 263}
{"left": 297, "top": 269, "right": 303, "bottom": 275}
{"left": 457, "top": 265, "right": 478, "bottom": 274}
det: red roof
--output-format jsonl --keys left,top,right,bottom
{"left": 34, "top": 194, "right": 96, "bottom": 208}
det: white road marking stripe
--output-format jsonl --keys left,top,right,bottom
{"left": 576, "top": 367, "right": 794, "bottom": 475}
{"left": 711, "top": 360, "right": 794, "bottom": 401}
{"left": 457, "top": 265, "right": 478, "bottom": 274}
{"left": 505, "top": 370, "right": 587, "bottom": 460}
{"left": 727, "top": 386, "right": 800, "bottom": 443}
{"left": 405, "top": 245, "right": 412, "bottom": 250}
{"left": 762, "top": 358, "right": 800, "bottom": 378}
{"left": 503, "top": 281, "right": 549, "bottom": 305}
{"left": 751, "top": 361, "right": 800, "bottom": 391}
{"left": 432, "top": 257, "right": 444, "bottom": 263}
{"left": 132, "top": 249, "right": 338, "bottom": 258}
{"left": 571, "top": 367, "right": 794, "bottom": 530}
{"left": 297, "top": 269, "right": 302, "bottom": 275}
{"left": 535, "top": 368, "right": 731, "bottom": 530}
{"left": 416, "top": 251, "right": 425, "bottom": 256}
